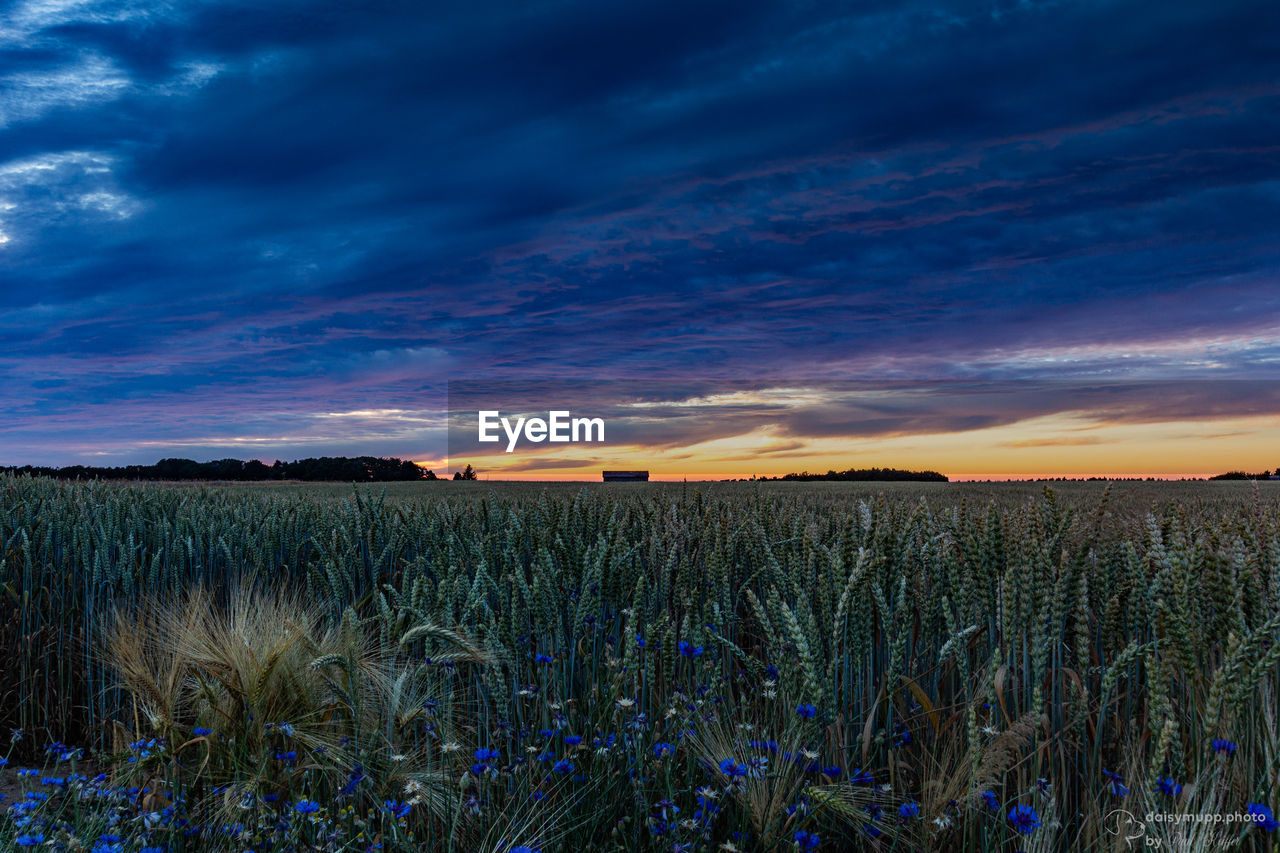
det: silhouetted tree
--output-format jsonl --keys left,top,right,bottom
{"left": 243, "top": 459, "right": 271, "bottom": 480}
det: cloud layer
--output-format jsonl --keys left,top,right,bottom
{"left": 1, "top": 0, "right": 1278, "bottom": 467}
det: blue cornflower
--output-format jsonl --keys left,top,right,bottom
{"left": 793, "top": 829, "right": 820, "bottom": 849}
{"left": 564, "top": 735, "right": 582, "bottom": 746}
{"left": 472, "top": 747, "right": 500, "bottom": 773}
{"left": 509, "top": 847, "right": 541, "bottom": 853}
{"left": 1155, "top": 776, "right": 1182, "bottom": 797}
{"left": 294, "top": 799, "right": 321, "bottom": 815}
{"left": 534, "top": 654, "right": 553, "bottom": 664}
{"left": 1248, "top": 803, "right": 1278, "bottom": 832}
{"left": 552, "top": 759, "right": 575, "bottom": 775}
{"left": 1102, "top": 768, "right": 1129, "bottom": 797}
{"left": 849, "top": 767, "right": 874, "bottom": 785}
{"left": 383, "top": 800, "right": 411, "bottom": 819}
{"left": 982, "top": 789, "right": 999, "bottom": 810}
{"left": 719, "top": 758, "right": 747, "bottom": 778}
{"left": 635, "top": 634, "right": 646, "bottom": 648}
{"left": 193, "top": 727, "right": 212, "bottom": 737}
{"left": 1008, "top": 804, "right": 1041, "bottom": 835}
{"left": 340, "top": 767, "right": 364, "bottom": 796}
{"left": 653, "top": 742, "right": 673, "bottom": 757}
{"left": 795, "top": 703, "right": 817, "bottom": 719}
{"left": 15, "top": 834, "right": 45, "bottom": 847}
{"left": 1212, "top": 738, "right": 1238, "bottom": 755}
{"left": 678, "top": 641, "right": 703, "bottom": 657}
{"left": 899, "top": 801, "right": 920, "bottom": 820}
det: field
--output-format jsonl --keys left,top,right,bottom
{"left": 0, "top": 475, "right": 1277, "bottom": 852}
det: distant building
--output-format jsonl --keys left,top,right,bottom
{"left": 603, "top": 470, "right": 649, "bottom": 482}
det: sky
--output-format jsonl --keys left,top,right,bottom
{"left": 1, "top": 0, "right": 1278, "bottom": 479}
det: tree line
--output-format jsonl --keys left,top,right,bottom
{"left": 1, "top": 456, "right": 450, "bottom": 482}
{"left": 757, "top": 466, "right": 949, "bottom": 482}
{"left": 1209, "top": 469, "right": 1280, "bottom": 480}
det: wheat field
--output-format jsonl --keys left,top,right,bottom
{"left": 0, "top": 475, "right": 1276, "bottom": 851}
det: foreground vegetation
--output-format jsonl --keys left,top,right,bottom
{"left": 0, "top": 476, "right": 1277, "bottom": 851}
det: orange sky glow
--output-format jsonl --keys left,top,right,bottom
{"left": 431, "top": 410, "right": 1280, "bottom": 481}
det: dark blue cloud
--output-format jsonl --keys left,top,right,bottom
{"left": 1, "top": 0, "right": 1278, "bottom": 464}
